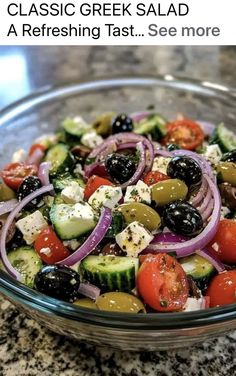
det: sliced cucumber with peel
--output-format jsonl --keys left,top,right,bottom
{"left": 210, "top": 123, "right": 236, "bottom": 152}
{"left": 0, "top": 246, "right": 42, "bottom": 288}
{"left": 134, "top": 114, "right": 167, "bottom": 140}
{"left": 62, "top": 117, "right": 90, "bottom": 138}
{"left": 80, "top": 255, "right": 139, "bottom": 292}
{"left": 45, "top": 143, "right": 74, "bottom": 176}
{"left": 52, "top": 173, "right": 85, "bottom": 192}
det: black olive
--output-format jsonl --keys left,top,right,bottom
{"left": 162, "top": 200, "right": 203, "bottom": 237}
{"left": 167, "top": 156, "right": 202, "bottom": 186}
{"left": 167, "top": 143, "right": 180, "bottom": 151}
{"left": 17, "top": 176, "right": 42, "bottom": 208}
{"left": 34, "top": 265, "right": 80, "bottom": 302}
{"left": 105, "top": 154, "right": 136, "bottom": 184}
{"left": 221, "top": 149, "right": 236, "bottom": 163}
{"left": 112, "top": 113, "right": 133, "bottom": 134}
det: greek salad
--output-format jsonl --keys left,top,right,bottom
{"left": 1, "top": 111, "right": 236, "bottom": 313}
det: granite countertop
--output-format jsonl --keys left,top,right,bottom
{"left": 0, "top": 46, "right": 236, "bottom": 375}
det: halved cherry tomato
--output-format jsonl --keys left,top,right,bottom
{"left": 207, "top": 219, "right": 236, "bottom": 263}
{"left": 206, "top": 271, "right": 236, "bottom": 307}
{"left": 34, "top": 226, "right": 70, "bottom": 264}
{"left": 162, "top": 119, "right": 205, "bottom": 151}
{"left": 143, "top": 171, "right": 170, "bottom": 186}
{"left": 84, "top": 175, "right": 113, "bottom": 200}
{"left": 1, "top": 163, "right": 38, "bottom": 190}
{"left": 28, "top": 143, "right": 46, "bottom": 156}
{"left": 137, "top": 253, "right": 189, "bottom": 312}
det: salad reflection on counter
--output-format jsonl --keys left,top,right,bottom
{"left": 1, "top": 111, "right": 236, "bottom": 313}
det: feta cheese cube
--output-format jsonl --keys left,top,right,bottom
{"left": 183, "top": 297, "right": 203, "bottom": 312}
{"left": 12, "top": 149, "right": 26, "bottom": 163}
{"left": 220, "top": 206, "right": 230, "bottom": 219}
{"left": 115, "top": 221, "right": 154, "bottom": 257}
{"left": 73, "top": 163, "right": 84, "bottom": 177}
{"left": 16, "top": 210, "right": 48, "bottom": 244}
{"left": 124, "top": 180, "right": 151, "bottom": 204}
{"left": 81, "top": 131, "right": 103, "bottom": 149}
{"left": 88, "top": 185, "right": 122, "bottom": 211}
{"left": 202, "top": 145, "right": 222, "bottom": 165}
{"left": 61, "top": 181, "right": 84, "bottom": 204}
{"left": 152, "top": 156, "right": 171, "bottom": 174}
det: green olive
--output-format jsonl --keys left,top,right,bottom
{"left": 74, "top": 298, "right": 97, "bottom": 309}
{"left": 96, "top": 292, "right": 146, "bottom": 313}
{"left": 151, "top": 179, "right": 188, "bottom": 206}
{"left": 0, "top": 183, "right": 16, "bottom": 201}
{"left": 216, "top": 162, "right": 236, "bottom": 187}
{"left": 118, "top": 202, "right": 161, "bottom": 231}
{"left": 92, "top": 112, "right": 115, "bottom": 136}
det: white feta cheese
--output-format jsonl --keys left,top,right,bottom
{"left": 81, "top": 131, "right": 103, "bottom": 149}
{"left": 12, "top": 149, "right": 26, "bottom": 163}
{"left": 202, "top": 144, "right": 222, "bottom": 165}
{"left": 89, "top": 185, "right": 122, "bottom": 211}
{"left": 115, "top": 221, "right": 154, "bottom": 257}
{"left": 124, "top": 180, "right": 151, "bottom": 204}
{"left": 183, "top": 297, "right": 203, "bottom": 312}
{"left": 73, "top": 163, "right": 84, "bottom": 177}
{"left": 152, "top": 156, "right": 171, "bottom": 175}
{"left": 63, "top": 239, "right": 81, "bottom": 251}
{"left": 16, "top": 210, "right": 48, "bottom": 245}
{"left": 61, "top": 181, "right": 84, "bottom": 204}
{"left": 220, "top": 206, "right": 230, "bottom": 219}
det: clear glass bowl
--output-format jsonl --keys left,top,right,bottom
{"left": 0, "top": 75, "right": 236, "bottom": 351}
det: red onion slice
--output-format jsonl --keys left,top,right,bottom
{"left": 130, "top": 111, "right": 151, "bottom": 123}
{"left": 0, "top": 185, "right": 54, "bottom": 280}
{"left": 26, "top": 148, "right": 44, "bottom": 166}
{"left": 196, "top": 184, "right": 212, "bottom": 214}
{"left": 197, "top": 120, "right": 216, "bottom": 136}
{"left": 196, "top": 249, "right": 225, "bottom": 273}
{"left": 146, "top": 175, "right": 221, "bottom": 257}
{"left": 191, "top": 177, "right": 208, "bottom": 207}
{"left": 38, "top": 162, "right": 51, "bottom": 186}
{"left": 201, "top": 198, "right": 214, "bottom": 222}
{"left": 121, "top": 142, "right": 146, "bottom": 188}
{"left": 154, "top": 149, "right": 173, "bottom": 158}
{"left": 78, "top": 282, "right": 100, "bottom": 300}
{"left": 57, "top": 207, "right": 112, "bottom": 266}
{"left": 0, "top": 199, "right": 18, "bottom": 216}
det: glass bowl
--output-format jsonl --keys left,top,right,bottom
{"left": 0, "top": 75, "right": 236, "bottom": 351}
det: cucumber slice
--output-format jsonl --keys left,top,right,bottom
{"left": 179, "top": 254, "right": 215, "bottom": 291}
{"left": 80, "top": 255, "right": 139, "bottom": 292}
{"left": 105, "top": 212, "right": 124, "bottom": 238}
{"left": 210, "top": 123, "right": 236, "bottom": 152}
{"left": 52, "top": 173, "right": 85, "bottom": 192}
{"left": 45, "top": 143, "right": 74, "bottom": 176}
{"left": 50, "top": 202, "right": 96, "bottom": 240}
{"left": 1, "top": 246, "right": 42, "bottom": 287}
{"left": 134, "top": 114, "right": 167, "bottom": 141}
{"left": 62, "top": 117, "right": 90, "bottom": 138}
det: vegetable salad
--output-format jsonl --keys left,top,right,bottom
{"left": 1, "top": 111, "right": 236, "bottom": 313}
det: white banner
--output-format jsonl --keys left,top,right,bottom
{"left": 0, "top": 0, "right": 235, "bottom": 45}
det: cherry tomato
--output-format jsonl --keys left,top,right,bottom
{"left": 1, "top": 163, "right": 38, "bottom": 190}
{"left": 207, "top": 219, "right": 236, "bottom": 263}
{"left": 29, "top": 143, "right": 46, "bottom": 156}
{"left": 34, "top": 226, "right": 70, "bottom": 264}
{"left": 84, "top": 175, "right": 113, "bottom": 200}
{"left": 137, "top": 253, "right": 189, "bottom": 312}
{"left": 206, "top": 271, "right": 236, "bottom": 307}
{"left": 143, "top": 171, "right": 170, "bottom": 186}
{"left": 162, "top": 119, "right": 205, "bottom": 151}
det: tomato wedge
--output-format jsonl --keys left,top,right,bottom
{"left": 162, "top": 119, "right": 205, "bottom": 150}
{"left": 1, "top": 162, "right": 38, "bottom": 190}
{"left": 207, "top": 219, "right": 236, "bottom": 263}
{"left": 143, "top": 171, "right": 170, "bottom": 186}
{"left": 34, "top": 226, "right": 70, "bottom": 264}
{"left": 137, "top": 253, "right": 189, "bottom": 312}
{"left": 29, "top": 143, "right": 46, "bottom": 156}
{"left": 206, "top": 271, "right": 236, "bottom": 307}
{"left": 84, "top": 175, "right": 113, "bottom": 200}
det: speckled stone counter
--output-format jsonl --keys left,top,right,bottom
{"left": 0, "top": 46, "right": 236, "bottom": 375}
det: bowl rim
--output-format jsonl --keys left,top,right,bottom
{"left": 1, "top": 74, "right": 236, "bottom": 330}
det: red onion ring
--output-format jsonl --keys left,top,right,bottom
{"left": 201, "top": 198, "right": 214, "bottom": 222}
{"left": 196, "top": 184, "right": 212, "bottom": 214}
{"left": 121, "top": 142, "right": 146, "bottom": 189}
{"left": 130, "top": 111, "right": 151, "bottom": 123}
{"left": 38, "top": 162, "right": 51, "bottom": 186}
{"left": 191, "top": 177, "right": 208, "bottom": 207}
{"left": 154, "top": 149, "right": 173, "bottom": 158}
{"left": 26, "top": 148, "right": 44, "bottom": 166}
{"left": 0, "top": 185, "right": 54, "bottom": 280}
{"left": 0, "top": 199, "right": 18, "bottom": 216}
{"left": 196, "top": 249, "right": 225, "bottom": 273}
{"left": 57, "top": 207, "right": 112, "bottom": 266}
{"left": 146, "top": 175, "right": 221, "bottom": 257}
{"left": 78, "top": 282, "right": 100, "bottom": 300}
{"left": 117, "top": 142, "right": 137, "bottom": 150}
